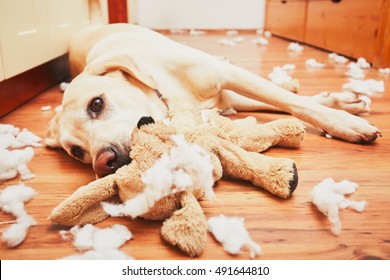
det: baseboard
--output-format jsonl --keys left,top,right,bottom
{"left": 0, "top": 54, "right": 70, "bottom": 118}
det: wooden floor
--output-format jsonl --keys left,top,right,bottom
{"left": 1, "top": 31, "right": 389, "bottom": 260}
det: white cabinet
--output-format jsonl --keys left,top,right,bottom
{"left": 0, "top": 0, "right": 90, "bottom": 79}
{"left": 0, "top": 0, "right": 51, "bottom": 78}
{"left": 47, "top": 0, "right": 90, "bottom": 59}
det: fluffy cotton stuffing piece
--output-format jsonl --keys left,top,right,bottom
{"left": 305, "top": 58, "right": 326, "bottom": 68}
{"left": 328, "top": 53, "right": 349, "bottom": 64}
{"left": 342, "top": 79, "right": 385, "bottom": 96}
{"left": 218, "top": 38, "right": 237, "bottom": 47}
{"left": 208, "top": 214, "right": 261, "bottom": 259}
{"left": 0, "top": 124, "right": 41, "bottom": 181}
{"left": 0, "top": 148, "right": 35, "bottom": 180}
{"left": 287, "top": 42, "right": 304, "bottom": 52}
{"left": 268, "top": 66, "right": 293, "bottom": 85}
{"left": 0, "top": 184, "right": 37, "bottom": 247}
{"left": 310, "top": 178, "right": 367, "bottom": 236}
{"left": 59, "top": 224, "right": 133, "bottom": 260}
{"left": 252, "top": 37, "right": 269, "bottom": 46}
{"left": 103, "top": 134, "right": 215, "bottom": 219}
{"left": 356, "top": 57, "right": 371, "bottom": 69}
{"left": 346, "top": 63, "right": 365, "bottom": 79}
{"left": 379, "top": 68, "right": 390, "bottom": 75}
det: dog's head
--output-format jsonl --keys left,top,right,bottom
{"left": 45, "top": 56, "right": 164, "bottom": 178}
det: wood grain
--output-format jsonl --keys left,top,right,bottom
{"left": 0, "top": 31, "right": 389, "bottom": 260}
{"left": 265, "top": 0, "right": 308, "bottom": 42}
{"left": 265, "top": 0, "right": 390, "bottom": 68}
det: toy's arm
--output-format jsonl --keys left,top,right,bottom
{"left": 208, "top": 112, "right": 305, "bottom": 152}
{"left": 49, "top": 174, "right": 118, "bottom": 226}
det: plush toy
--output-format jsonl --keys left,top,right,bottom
{"left": 49, "top": 110, "right": 305, "bottom": 257}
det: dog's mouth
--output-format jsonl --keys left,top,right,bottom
{"left": 94, "top": 144, "right": 131, "bottom": 178}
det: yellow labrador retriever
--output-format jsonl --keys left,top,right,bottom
{"left": 45, "top": 23, "right": 380, "bottom": 178}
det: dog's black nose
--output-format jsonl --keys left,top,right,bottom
{"left": 94, "top": 146, "right": 131, "bottom": 178}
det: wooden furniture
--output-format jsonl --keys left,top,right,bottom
{"left": 265, "top": 0, "right": 307, "bottom": 42}
{"left": 265, "top": 0, "right": 390, "bottom": 68}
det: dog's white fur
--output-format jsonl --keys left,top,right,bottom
{"left": 44, "top": 23, "right": 380, "bottom": 177}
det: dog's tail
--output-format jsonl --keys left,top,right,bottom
{"left": 89, "top": 0, "right": 105, "bottom": 25}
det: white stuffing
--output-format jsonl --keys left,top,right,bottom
{"left": 208, "top": 214, "right": 261, "bottom": 259}
{"left": 0, "top": 124, "right": 41, "bottom": 180}
{"left": 379, "top": 68, "right": 390, "bottom": 75}
{"left": 0, "top": 184, "right": 37, "bottom": 247}
{"left": 0, "top": 124, "right": 41, "bottom": 149}
{"left": 226, "top": 30, "right": 238, "bottom": 36}
{"left": 306, "top": 58, "right": 326, "bottom": 68}
{"left": 287, "top": 42, "right": 304, "bottom": 52}
{"left": 0, "top": 148, "right": 35, "bottom": 180}
{"left": 15, "top": 129, "right": 42, "bottom": 148}
{"left": 189, "top": 29, "right": 205, "bottom": 36}
{"left": 264, "top": 31, "right": 272, "bottom": 38}
{"left": 256, "top": 29, "right": 264, "bottom": 35}
{"left": 59, "top": 82, "right": 69, "bottom": 92}
{"left": 40, "top": 105, "right": 51, "bottom": 111}
{"left": 102, "top": 134, "right": 215, "bottom": 219}
{"left": 310, "top": 178, "right": 367, "bottom": 236}
{"left": 281, "top": 64, "right": 296, "bottom": 71}
{"left": 0, "top": 124, "right": 20, "bottom": 136}
{"left": 268, "top": 66, "right": 293, "bottom": 85}
{"left": 218, "top": 38, "right": 237, "bottom": 47}
{"left": 252, "top": 37, "right": 268, "bottom": 46}
{"left": 356, "top": 57, "right": 371, "bottom": 69}
{"left": 328, "top": 53, "right": 348, "bottom": 64}
{"left": 59, "top": 224, "right": 133, "bottom": 260}
{"left": 346, "top": 63, "right": 365, "bottom": 79}
{"left": 342, "top": 79, "right": 385, "bottom": 96}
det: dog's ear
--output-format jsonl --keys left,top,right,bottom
{"left": 86, "top": 55, "right": 158, "bottom": 90}
{"left": 44, "top": 111, "right": 61, "bottom": 148}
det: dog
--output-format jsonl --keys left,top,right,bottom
{"left": 44, "top": 23, "right": 380, "bottom": 178}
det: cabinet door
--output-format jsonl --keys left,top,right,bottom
{"left": 305, "top": 0, "right": 382, "bottom": 62}
{"left": 47, "top": 0, "right": 90, "bottom": 59}
{"left": 0, "top": 0, "right": 50, "bottom": 79}
{"left": 265, "top": 0, "right": 307, "bottom": 42}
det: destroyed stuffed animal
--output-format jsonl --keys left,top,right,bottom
{"left": 49, "top": 111, "right": 305, "bottom": 257}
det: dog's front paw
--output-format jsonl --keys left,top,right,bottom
{"left": 319, "top": 109, "right": 381, "bottom": 144}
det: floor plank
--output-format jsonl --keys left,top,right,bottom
{"left": 0, "top": 31, "right": 389, "bottom": 260}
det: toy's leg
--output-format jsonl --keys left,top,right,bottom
{"left": 161, "top": 191, "right": 207, "bottom": 257}
{"left": 243, "top": 118, "right": 305, "bottom": 150}
{"left": 215, "top": 143, "right": 298, "bottom": 198}
{"left": 49, "top": 174, "right": 118, "bottom": 226}
{"left": 209, "top": 112, "right": 305, "bottom": 152}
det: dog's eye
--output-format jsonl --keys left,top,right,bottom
{"left": 70, "top": 146, "right": 84, "bottom": 160}
{"left": 88, "top": 97, "right": 104, "bottom": 117}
